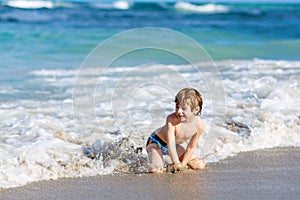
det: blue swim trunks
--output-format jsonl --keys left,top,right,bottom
{"left": 146, "top": 132, "right": 169, "bottom": 154}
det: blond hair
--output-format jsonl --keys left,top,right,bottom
{"left": 175, "top": 88, "right": 203, "bottom": 115}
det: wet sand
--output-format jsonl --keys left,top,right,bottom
{"left": 1, "top": 147, "right": 299, "bottom": 200}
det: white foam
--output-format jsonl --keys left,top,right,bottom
{"left": 202, "top": 111, "right": 300, "bottom": 163}
{"left": 261, "top": 87, "right": 300, "bottom": 111}
{"left": 5, "top": 0, "right": 55, "bottom": 9}
{"left": 199, "top": 59, "right": 300, "bottom": 162}
{"left": 113, "top": 1, "right": 130, "bottom": 10}
{"left": 92, "top": 1, "right": 131, "bottom": 10}
{"left": 30, "top": 69, "right": 77, "bottom": 77}
{"left": 174, "top": 2, "right": 229, "bottom": 14}
{"left": 0, "top": 86, "right": 20, "bottom": 94}
{"left": 4, "top": 0, "right": 75, "bottom": 9}
{"left": 0, "top": 139, "right": 112, "bottom": 189}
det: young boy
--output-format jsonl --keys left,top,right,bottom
{"left": 146, "top": 88, "right": 205, "bottom": 173}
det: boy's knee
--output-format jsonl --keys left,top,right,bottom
{"left": 146, "top": 143, "right": 160, "bottom": 152}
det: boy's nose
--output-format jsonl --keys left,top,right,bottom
{"left": 178, "top": 108, "right": 183, "bottom": 114}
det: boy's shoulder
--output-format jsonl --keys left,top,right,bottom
{"left": 166, "top": 112, "right": 180, "bottom": 124}
{"left": 195, "top": 116, "right": 204, "bottom": 131}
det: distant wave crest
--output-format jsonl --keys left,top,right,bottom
{"left": 5, "top": 0, "right": 56, "bottom": 9}
{"left": 92, "top": 1, "right": 131, "bottom": 10}
{"left": 4, "top": 0, "right": 74, "bottom": 9}
{"left": 174, "top": 2, "right": 229, "bottom": 14}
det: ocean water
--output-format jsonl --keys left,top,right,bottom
{"left": 0, "top": 0, "right": 300, "bottom": 188}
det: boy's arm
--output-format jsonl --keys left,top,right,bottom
{"left": 181, "top": 120, "right": 204, "bottom": 167}
{"left": 166, "top": 117, "right": 180, "bottom": 165}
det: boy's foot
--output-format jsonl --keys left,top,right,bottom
{"left": 187, "top": 158, "right": 205, "bottom": 170}
{"left": 149, "top": 168, "right": 165, "bottom": 173}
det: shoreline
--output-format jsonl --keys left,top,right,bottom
{"left": 1, "top": 147, "right": 299, "bottom": 200}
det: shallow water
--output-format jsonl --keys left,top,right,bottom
{"left": 0, "top": 0, "right": 300, "bottom": 188}
{"left": 1, "top": 59, "right": 299, "bottom": 188}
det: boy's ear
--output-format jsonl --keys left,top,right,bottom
{"left": 193, "top": 106, "right": 200, "bottom": 114}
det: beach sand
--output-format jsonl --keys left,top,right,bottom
{"left": 1, "top": 147, "right": 299, "bottom": 200}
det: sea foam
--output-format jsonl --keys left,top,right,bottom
{"left": 174, "top": 2, "right": 229, "bottom": 14}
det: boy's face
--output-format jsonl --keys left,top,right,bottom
{"left": 175, "top": 103, "right": 195, "bottom": 122}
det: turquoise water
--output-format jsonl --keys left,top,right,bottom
{"left": 0, "top": 1, "right": 299, "bottom": 189}
{"left": 1, "top": 2, "right": 300, "bottom": 64}
{"left": 1, "top": 1, "right": 300, "bottom": 100}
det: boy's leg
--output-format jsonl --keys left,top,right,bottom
{"left": 146, "top": 143, "right": 164, "bottom": 173}
{"left": 176, "top": 145, "right": 186, "bottom": 161}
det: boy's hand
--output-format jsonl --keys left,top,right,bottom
{"left": 174, "top": 162, "right": 182, "bottom": 171}
{"left": 166, "top": 162, "right": 188, "bottom": 173}
{"left": 166, "top": 162, "right": 183, "bottom": 173}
